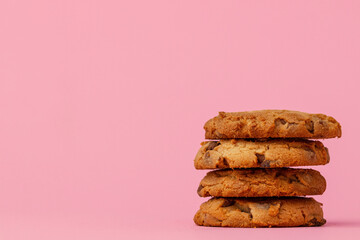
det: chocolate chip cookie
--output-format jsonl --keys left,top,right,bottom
{"left": 194, "top": 139, "right": 329, "bottom": 169}
{"left": 194, "top": 197, "right": 326, "bottom": 227}
{"left": 197, "top": 168, "right": 326, "bottom": 197}
{"left": 204, "top": 110, "right": 341, "bottom": 139}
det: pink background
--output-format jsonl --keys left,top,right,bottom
{"left": 0, "top": 0, "right": 359, "bottom": 239}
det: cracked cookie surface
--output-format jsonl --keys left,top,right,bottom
{"left": 194, "top": 197, "right": 326, "bottom": 227}
{"left": 194, "top": 139, "right": 329, "bottom": 169}
{"left": 204, "top": 110, "right": 341, "bottom": 139}
{"left": 198, "top": 168, "right": 326, "bottom": 197}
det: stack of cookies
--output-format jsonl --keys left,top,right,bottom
{"left": 193, "top": 110, "right": 341, "bottom": 227}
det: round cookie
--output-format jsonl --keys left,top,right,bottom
{"left": 197, "top": 168, "right": 326, "bottom": 197}
{"left": 194, "top": 197, "right": 326, "bottom": 227}
{"left": 204, "top": 110, "right": 341, "bottom": 139}
{"left": 194, "top": 139, "right": 329, "bottom": 169}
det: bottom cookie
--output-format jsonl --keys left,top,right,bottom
{"left": 194, "top": 197, "right": 325, "bottom": 227}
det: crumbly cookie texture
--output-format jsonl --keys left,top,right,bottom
{"left": 197, "top": 168, "right": 326, "bottom": 197}
{"left": 204, "top": 110, "right": 341, "bottom": 139}
{"left": 194, "top": 139, "right": 329, "bottom": 169}
{"left": 194, "top": 197, "right": 325, "bottom": 227}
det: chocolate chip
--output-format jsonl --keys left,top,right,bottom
{"left": 216, "top": 158, "right": 229, "bottom": 168}
{"left": 305, "top": 120, "right": 314, "bottom": 133}
{"left": 206, "top": 141, "right": 220, "bottom": 151}
{"left": 301, "top": 210, "right": 306, "bottom": 220}
{"left": 197, "top": 185, "right": 204, "bottom": 194}
{"left": 255, "top": 153, "right": 265, "bottom": 163}
{"left": 289, "top": 175, "right": 300, "bottom": 183}
{"left": 203, "top": 213, "right": 222, "bottom": 225}
{"left": 221, "top": 199, "right": 235, "bottom": 207}
{"left": 215, "top": 132, "right": 227, "bottom": 138}
{"left": 234, "top": 203, "right": 251, "bottom": 214}
{"left": 308, "top": 218, "right": 324, "bottom": 226}
{"left": 275, "top": 118, "right": 287, "bottom": 126}
{"left": 304, "top": 146, "right": 315, "bottom": 159}
{"left": 221, "top": 158, "right": 229, "bottom": 168}
{"left": 204, "top": 151, "right": 211, "bottom": 160}
{"left": 260, "top": 160, "right": 271, "bottom": 167}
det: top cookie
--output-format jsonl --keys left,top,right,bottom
{"left": 204, "top": 110, "right": 341, "bottom": 139}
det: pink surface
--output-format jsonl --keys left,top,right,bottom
{"left": 0, "top": 0, "right": 360, "bottom": 239}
